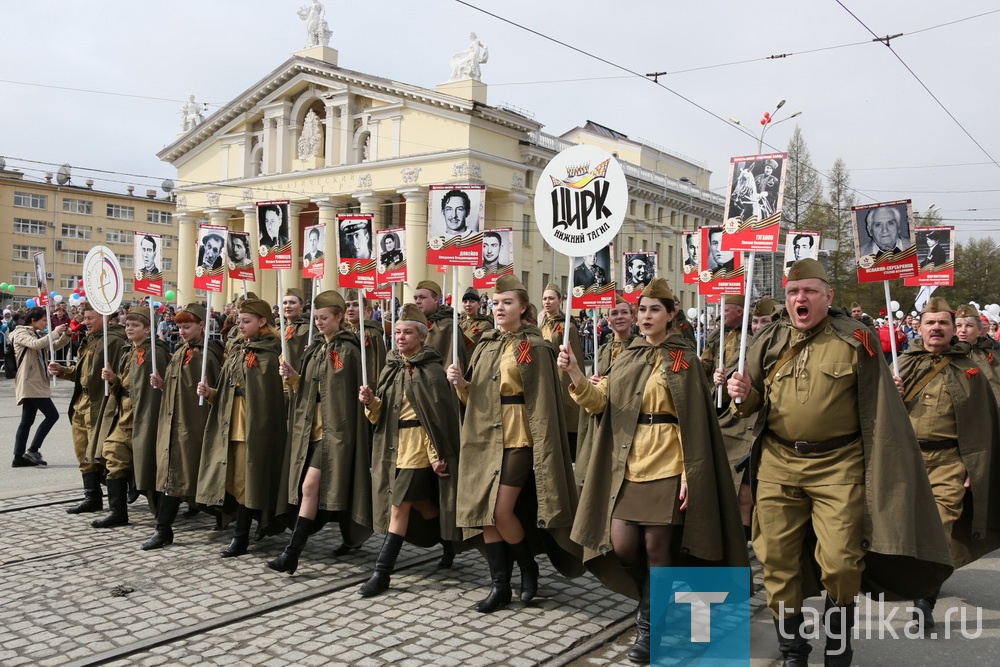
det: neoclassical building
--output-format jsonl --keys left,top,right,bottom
{"left": 158, "top": 40, "right": 722, "bottom": 311}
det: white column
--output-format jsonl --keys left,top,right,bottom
{"left": 323, "top": 103, "right": 337, "bottom": 166}
{"left": 261, "top": 117, "right": 273, "bottom": 175}
{"left": 176, "top": 212, "right": 197, "bottom": 307}
{"left": 339, "top": 104, "right": 350, "bottom": 165}
{"left": 275, "top": 117, "right": 288, "bottom": 174}
{"left": 397, "top": 187, "right": 428, "bottom": 303}
{"left": 312, "top": 197, "right": 345, "bottom": 290}
{"left": 279, "top": 202, "right": 306, "bottom": 298}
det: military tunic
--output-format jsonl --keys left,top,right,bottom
{"left": 282, "top": 313, "right": 314, "bottom": 377}
{"left": 460, "top": 313, "right": 494, "bottom": 345}
{"left": 426, "top": 305, "right": 469, "bottom": 371}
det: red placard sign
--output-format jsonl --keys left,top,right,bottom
{"left": 337, "top": 214, "right": 376, "bottom": 289}
{"left": 721, "top": 153, "right": 786, "bottom": 253}
{"left": 257, "top": 201, "right": 293, "bottom": 270}
{"left": 302, "top": 223, "right": 326, "bottom": 280}
{"left": 226, "top": 231, "right": 256, "bottom": 282}
{"left": 427, "top": 184, "right": 485, "bottom": 266}
{"left": 194, "top": 225, "right": 227, "bottom": 292}
{"left": 904, "top": 226, "right": 954, "bottom": 287}
{"left": 570, "top": 244, "right": 615, "bottom": 310}
{"left": 376, "top": 227, "right": 406, "bottom": 284}
{"left": 472, "top": 228, "right": 513, "bottom": 290}
{"left": 699, "top": 226, "right": 744, "bottom": 296}
{"left": 851, "top": 200, "right": 918, "bottom": 283}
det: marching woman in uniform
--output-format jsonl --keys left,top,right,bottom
{"left": 197, "top": 298, "right": 287, "bottom": 558}
{"left": 269, "top": 290, "right": 373, "bottom": 574}
{"left": 448, "top": 275, "right": 583, "bottom": 614}
{"left": 144, "top": 304, "right": 224, "bottom": 550}
{"left": 89, "top": 306, "right": 170, "bottom": 529}
{"left": 559, "top": 278, "right": 747, "bottom": 664}
{"left": 357, "top": 304, "right": 462, "bottom": 597}
{"left": 539, "top": 284, "right": 584, "bottom": 461}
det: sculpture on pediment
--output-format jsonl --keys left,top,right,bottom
{"left": 242, "top": 188, "right": 254, "bottom": 201}
{"left": 401, "top": 167, "right": 421, "bottom": 184}
{"left": 297, "top": 109, "right": 323, "bottom": 159}
{"left": 452, "top": 160, "right": 482, "bottom": 179}
{"left": 207, "top": 193, "right": 221, "bottom": 207}
{"left": 449, "top": 33, "right": 489, "bottom": 82}
{"left": 298, "top": 0, "right": 332, "bottom": 48}
{"left": 180, "top": 95, "right": 204, "bottom": 132}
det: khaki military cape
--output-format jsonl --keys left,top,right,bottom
{"left": 540, "top": 313, "right": 584, "bottom": 435}
{"left": 425, "top": 305, "right": 469, "bottom": 371}
{"left": 88, "top": 338, "right": 171, "bottom": 492}
{"left": 62, "top": 324, "right": 128, "bottom": 425}
{"left": 370, "top": 346, "right": 462, "bottom": 546}
{"left": 283, "top": 313, "right": 315, "bottom": 374}
{"left": 154, "top": 337, "right": 224, "bottom": 500}
{"left": 742, "top": 310, "right": 953, "bottom": 600}
{"left": 969, "top": 336, "right": 1000, "bottom": 404}
{"left": 457, "top": 326, "right": 585, "bottom": 577}
{"left": 575, "top": 334, "right": 635, "bottom": 488}
{"left": 672, "top": 308, "right": 698, "bottom": 347}
{"left": 898, "top": 338, "right": 1000, "bottom": 569}
{"left": 197, "top": 334, "right": 288, "bottom": 527}
{"left": 351, "top": 318, "right": 387, "bottom": 387}
{"left": 460, "top": 313, "right": 494, "bottom": 345}
{"left": 571, "top": 334, "right": 749, "bottom": 600}
{"left": 276, "top": 329, "right": 373, "bottom": 546}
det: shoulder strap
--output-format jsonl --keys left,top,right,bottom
{"left": 765, "top": 316, "right": 833, "bottom": 385}
{"left": 902, "top": 356, "right": 952, "bottom": 406}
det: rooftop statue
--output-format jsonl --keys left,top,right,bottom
{"left": 180, "top": 95, "right": 204, "bottom": 132}
{"left": 298, "top": 0, "right": 332, "bottom": 48}
{"left": 449, "top": 32, "right": 489, "bottom": 82}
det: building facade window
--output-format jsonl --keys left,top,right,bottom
{"left": 118, "top": 254, "right": 134, "bottom": 269}
{"left": 162, "top": 235, "right": 175, "bottom": 248}
{"left": 63, "top": 198, "right": 93, "bottom": 215}
{"left": 60, "top": 275, "right": 82, "bottom": 289}
{"left": 147, "top": 210, "right": 173, "bottom": 225}
{"left": 123, "top": 279, "right": 134, "bottom": 292}
{"left": 14, "top": 218, "right": 47, "bottom": 235}
{"left": 162, "top": 257, "right": 174, "bottom": 271}
{"left": 13, "top": 192, "right": 47, "bottom": 210}
{"left": 62, "top": 250, "right": 87, "bottom": 264}
{"left": 522, "top": 214, "right": 531, "bottom": 246}
{"left": 61, "top": 224, "right": 92, "bottom": 240}
{"left": 106, "top": 204, "right": 135, "bottom": 220}
{"left": 12, "top": 272, "right": 34, "bottom": 287}
{"left": 13, "top": 245, "right": 46, "bottom": 261}
{"left": 667, "top": 244, "right": 675, "bottom": 271}
{"left": 106, "top": 229, "right": 133, "bottom": 244}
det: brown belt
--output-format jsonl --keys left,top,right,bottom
{"left": 769, "top": 431, "right": 860, "bottom": 455}
{"left": 918, "top": 439, "right": 958, "bottom": 451}
{"left": 398, "top": 420, "right": 421, "bottom": 429}
{"left": 636, "top": 412, "right": 679, "bottom": 425}
{"left": 500, "top": 395, "right": 525, "bottom": 405}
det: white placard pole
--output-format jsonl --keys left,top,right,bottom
{"left": 452, "top": 268, "right": 460, "bottom": 371}
{"left": 102, "top": 317, "right": 110, "bottom": 396}
{"left": 390, "top": 284, "right": 397, "bottom": 350}
{"left": 308, "top": 278, "right": 316, "bottom": 347}
{"left": 358, "top": 289, "right": 369, "bottom": 387}
{"left": 276, "top": 272, "right": 289, "bottom": 364}
{"left": 592, "top": 308, "right": 599, "bottom": 376}
{"left": 199, "top": 316, "right": 211, "bottom": 407}
{"left": 696, "top": 295, "right": 703, "bottom": 357}
{"left": 717, "top": 306, "right": 725, "bottom": 409}
{"left": 149, "top": 304, "right": 157, "bottom": 380}
{"left": 884, "top": 280, "right": 899, "bottom": 376}
{"left": 734, "top": 252, "right": 755, "bottom": 404}
{"left": 563, "top": 256, "right": 575, "bottom": 351}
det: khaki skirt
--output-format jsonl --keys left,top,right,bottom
{"left": 499, "top": 447, "right": 533, "bottom": 487}
{"left": 612, "top": 475, "right": 685, "bottom": 526}
{"left": 392, "top": 467, "right": 437, "bottom": 506}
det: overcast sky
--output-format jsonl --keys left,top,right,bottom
{"left": 3, "top": 0, "right": 998, "bottom": 241}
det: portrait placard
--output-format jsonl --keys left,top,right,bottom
{"left": 622, "top": 251, "right": 657, "bottom": 304}
{"left": 699, "top": 225, "right": 744, "bottom": 296}
{"left": 256, "top": 200, "right": 292, "bottom": 270}
{"left": 681, "top": 231, "right": 700, "bottom": 285}
{"left": 851, "top": 200, "right": 917, "bottom": 283}
{"left": 722, "top": 153, "right": 786, "bottom": 253}
{"left": 302, "top": 223, "right": 326, "bottom": 280}
{"left": 781, "top": 230, "right": 821, "bottom": 287}
{"left": 227, "top": 231, "right": 256, "bottom": 282}
{"left": 194, "top": 225, "right": 227, "bottom": 292}
{"left": 133, "top": 233, "right": 163, "bottom": 296}
{"left": 32, "top": 252, "right": 49, "bottom": 305}
{"left": 473, "top": 227, "right": 513, "bottom": 290}
{"left": 376, "top": 227, "right": 407, "bottom": 284}
{"left": 570, "top": 244, "right": 615, "bottom": 310}
{"left": 533, "top": 144, "right": 627, "bottom": 257}
{"left": 427, "top": 184, "right": 485, "bottom": 266}
{"left": 337, "top": 214, "right": 376, "bottom": 289}
{"left": 904, "top": 226, "right": 954, "bottom": 287}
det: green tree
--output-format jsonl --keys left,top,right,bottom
{"left": 781, "top": 126, "right": 824, "bottom": 230}
{"left": 951, "top": 237, "right": 999, "bottom": 304}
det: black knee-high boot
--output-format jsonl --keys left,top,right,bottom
{"left": 774, "top": 613, "right": 811, "bottom": 667}
{"left": 627, "top": 575, "right": 651, "bottom": 664}
{"left": 91, "top": 478, "right": 129, "bottom": 528}
{"left": 359, "top": 533, "right": 405, "bottom": 597}
{"left": 824, "top": 594, "right": 855, "bottom": 667}
{"left": 508, "top": 539, "right": 539, "bottom": 603}
{"left": 267, "top": 516, "right": 315, "bottom": 575}
{"left": 67, "top": 471, "right": 103, "bottom": 514}
{"left": 221, "top": 505, "right": 252, "bottom": 557}
{"left": 475, "top": 541, "right": 512, "bottom": 613}
{"left": 141, "top": 495, "right": 181, "bottom": 550}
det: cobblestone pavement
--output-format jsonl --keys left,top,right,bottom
{"left": 0, "top": 484, "right": 767, "bottom": 666}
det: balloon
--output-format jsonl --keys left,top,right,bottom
{"left": 988, "top": 304, "right": 1000, "bottom": 318}
{"left": 78, "top": 279, "right": 84, "bottom": 287}
{"left": 79, "top": 290, "right": 86, "bottom": 297}
{"left": 54, "top": 294, "right": 64, "bottom": 304}
{"left": 890, "top": 300, "right": 900, "bottom": 311}
{"left": 0, "top": 282, "right": 6, "bottom": 290}
{"left": 159, "top": 304, "right": 167, "bottom": 314}
{"left": 686, "top": 307, "right": 698, "bottom": 319}
{"left": 153, "top": 301, "right": 161, "bottom": 309}
{"left": 165, "top": 290, "right": 176, "bottom": 301}
{"left": 26, "top": 299, "right": 36, "bottom": 308}
{"left": 7, "top": 285, "right": 14, "bottom": 294}
{"left": 50, "top": 291, "right": 57, "bottom": 299}
{"left": 760, "top": 119, "right": 767, "bottom": 125}
{"left": 896, "top": 310, "right": 904, "bottom": 319}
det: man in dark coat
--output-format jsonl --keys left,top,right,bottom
{"left": 728, "top": 259, "right": 952, "bottom": 667}
{"left": 412, "top": 279, "right": 468, "bottom": 370}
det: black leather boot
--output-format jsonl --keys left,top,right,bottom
{"left": 824, "top": 594, "right": 855, "bottom": 667}
{"left": 438, "top": 540, "right": 456, "bottom": 569}
{"left": 475, "top": 541, "right": 512, "bottom": 613}
{"left": 332, "top": 542, "right": 358, "bottom": 557}
{"left": 267, "top": 516, "right": 315, "bottom": 575}
{"left": 774, "top": 613, "right": 812, "bottom": 667}
{"left": 508, "top": 538, "right": 539, "bottom": 603}
{"left": 627, "top": 576, "right": 651, "bottom": 664}
{"left": 359, "top": 533, "right": 405, "bottom": 597}
{"left": 91, "top": 478, "right": 129, "bottom": 528}
{"left": 913, "top": 589, "right": 938, "bottom": 634}
{"left": 221, "top": 505, "right": 252, "bottom": 557}
{"left": 141, "top": 495, "right": 180, "bottom": 550}
{"left": 67, "top": 471, "right": 103, "bottom": 514}
{"left": 126, "top": 477, "right": 141, "bottom": 504}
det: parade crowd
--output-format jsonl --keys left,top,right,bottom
{"left": 4, "top": 259, "right": 999, "bottom": 666}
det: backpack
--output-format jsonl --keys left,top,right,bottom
{"left": 3, "top": 335, "right": 28, "bottom": 380}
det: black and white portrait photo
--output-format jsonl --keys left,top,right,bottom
{"left": 338, "top": 216, "right": 373, "bottom": 260}
{"left": 257, "top": 203, "right": 290, "bottom": 251}
{"left": 478, "top": 230, "right": 511, "bottom": 272}
{"left": 227, "top": 232, "right": 253, "bottom": 269}
{"left": 33, "top": 253, "right": 47, "bottom": 293}
{"left": 623, "top": 252, "right": 655, "bottom": 290}
{"left": 198, "top": 229, "right": 226, "bottom": 271}
{"left": 573, "top": 246, "right": 611, "bottom": 289}
{"left": 917, "top": 228, "right": 950, "bottom": 269}
{"left": 429, "top": 186, "right": 483, "bottom": 239}
{"left": 726, "top": 155, "right": 784, "bottom": 222}
{"left": 855, "top": 202, "right": 912, "bottom": 259}
{"left": 783, "top": 231, "right": 820, "bottom": 269}
{"left": 135, "top": 234, "right": 161, "bottom": 279}
{"left": 379, "top": 230, "right": 404, "bottom": 267}
{"left": 303, "top": 225, "right": 326, "bottom": 263}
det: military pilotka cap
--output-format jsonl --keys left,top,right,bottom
{"left": 787, "top": 258, "right": 830, "bottom": 284}
{"left": 128, "top": 306, "right": 152, "bottom": 324}
{"left": 954, "top": 304, "right": 980, "bottom": 319}
{"left": 615, "top": 293, "right": 630, "bottom": 307}
{"left": 284, "top": 287, "right": 305, "bottom": 303}
{"left": 240, "top": 298, "right": 274, "bottom": 323}
{"left": 342, "top": 288, "right": 361, "bottom": 301}
{"left": 494, "top": 275, "right": 526, "bottom": 293}
{"left": 753, "top": 297, "right": 780, "bottom": 317}
{"left": 640, "top": 277, "right": 674, "bottom": 301}
{"left": 723, "top": 294, "right": 745, "bottom": 307}
{"left": 850, "top": 301, "right": 862, "bottom": 309}
{"left": 543, "top": 283, "right": 562, "bottom": 298}
{"left": 341, "top": 218, "right": 368, "bottom": 233}
{"left": 921, "top": 297, "right": 951, "bottom": 315}
{"left": 314, "top": 290, "right": 346, "bottom": 311}
{"left": 180, "top": 303, "right": 207, "bottom": 322}
{"left": 462, "top": 288, "right": 481, "bottom": 302}
{"left": 415, "top": 280, "right": 442, "bottom": 297}
{"left": 399, "top": 303, "right": 428, "bottom": 326}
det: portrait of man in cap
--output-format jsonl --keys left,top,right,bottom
{"left": 339, "top": 217, "right": 372, "bottom": 260}
{"left": 378, "top": 231, "right": 403, "bottom": 267}
{"left": 918, "top": 229, "right": 948, "bottom": 269}
{"left": 623, "top": 253, "right": 653, "bottom": 290}
{"left": 198, "top": 231, "right": 225, "bottom": 270}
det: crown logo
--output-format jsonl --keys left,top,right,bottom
{"left": 565, "top": 162, "right": 590, "bottom": 179}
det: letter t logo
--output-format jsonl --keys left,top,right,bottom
{"left": 674, "top": 591, "right": 729, "bottom": 643}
